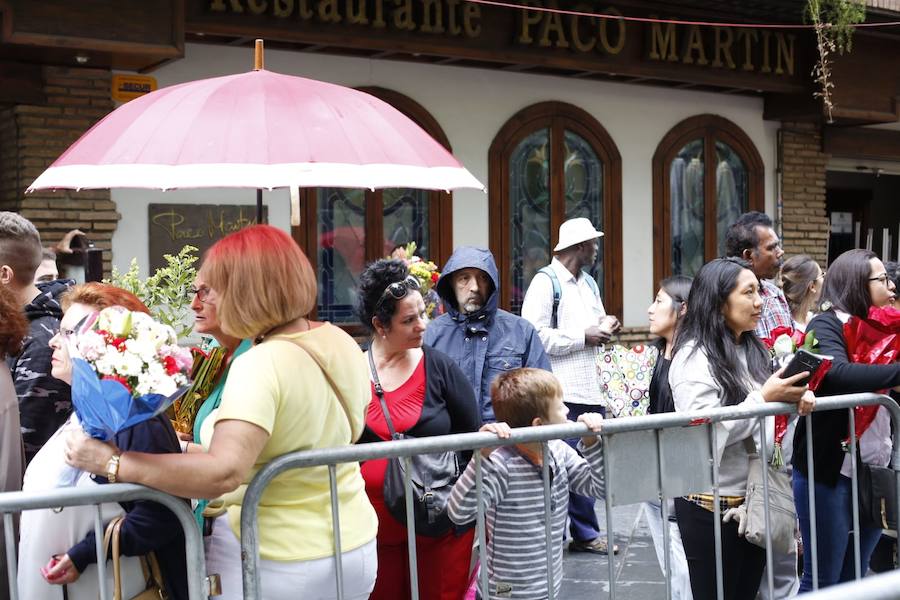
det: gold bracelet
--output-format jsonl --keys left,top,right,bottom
{"left": 106, "top": 453, "right": 122, "bottom": 483}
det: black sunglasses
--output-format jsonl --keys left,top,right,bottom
{"left": 374, "top": 276, "right": 421, "bottom": 313}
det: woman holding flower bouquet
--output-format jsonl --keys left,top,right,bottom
{"left": 792, "top": 249, "right": 900, "bottom": 591}
{"left": 669, "top": 258, "right": 813, "bottom": 600}
{"left": 65, "top": 225, "right": 378, "bottom": 600}
{"left": 18, "top": 283, "right": 189, "bottom": 600}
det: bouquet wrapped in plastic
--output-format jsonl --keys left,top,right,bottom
{"left": 762, "top": 325, "right": 832, "bottom": 467}
{"left": 59, "top": 306, "right": 192, "bottom": 486}
{"left": 843, "top": 305, "right": 900, "bottom": 447}
{"left": 170, "top": 340, "right": 228, "bottom": 435}
{"left": 390, "top": 241, "right": 442, "bottom": 318}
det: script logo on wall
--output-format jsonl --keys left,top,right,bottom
{"left": 148, "top": 203, "right": 267, "bottom": 271}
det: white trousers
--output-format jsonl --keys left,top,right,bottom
{"left": 758, "top": 541, "right": 799, "bottom": 600}
{"left": 643, "top": 501, "right": 694, "bottom": 600}
{"left": 205, "top": 516, "right": 377, "bottom": 600}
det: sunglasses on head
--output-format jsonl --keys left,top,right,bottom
{"left": 374, "top": 276, "right": 421, "bottom": 313}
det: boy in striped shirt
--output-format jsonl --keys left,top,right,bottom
{"left": 447, "top": 368, "right": 606, "bottom": 599}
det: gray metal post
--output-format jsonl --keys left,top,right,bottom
{"left": 402, "top": 456, "right": 419, "bottom": 600}
{"left": 475, "top": 452, "right": 490, "bottom": 598}
{"left": 328, "top": 464, "right": 345, "bottom": 600}
{"left": 806, "top": 414, "right": 819, "bottom": 591}
{"left": 3, "top": 513, "right": 17, "bottom": 600}
{"left": 656, "top": 429, "right": 672, "bottom": 600}
{"left": 542, "top": 443, "right": 554, "bottom": 600}
{"left": 602, "top": 438, "right": 616, "bottom": 600}
{"left": 94, "top": 506, "right": 109, "bottom": 600}
{"left": 710, "top": 426, "right": 724, "bottom": 600}
{"left": 757, "top": 417, "right": 775, "bottom": 598}
{"left": 848, "top": 409, "right": 862, "bottom": 580}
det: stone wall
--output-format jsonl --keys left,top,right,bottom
{"left": 0, "top": 66, "right": 118, "bottom": 273}
{"left": 779, "top": 121, "right": 830, "bottom": 264}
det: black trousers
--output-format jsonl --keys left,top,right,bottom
{"left": 675, "top": 497, "right": 766, "bottom": 600}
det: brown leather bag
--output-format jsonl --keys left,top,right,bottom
{"left": 102, "top": 516, "right": 168, "bottom": 600}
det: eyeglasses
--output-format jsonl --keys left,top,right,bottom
{"left": 818, "top": 270, "right": 826, "bottom": 281}
{"left": 188, "top": 285, "right": 212, "bottom": 303}
{"left": 869, "top": 273, "right": 892, "bottom": 287}
{"left": 374, "top": 276, "right": 420, "bottom": 313}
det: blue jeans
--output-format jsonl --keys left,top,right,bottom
{"left": 794, "top": 469, "right": 883, "bottom": 592}
{"left": 564, "top": 402, "right": 604, "bottom": 542}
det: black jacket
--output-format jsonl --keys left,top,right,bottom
{"left": 67, "top": 414, "right": 189, "bottom": 600}
{"left": 359, "top": 344, "right": 481, "bottom": 443}
{"left": 7, "top": 279, "right": 73, "bottom": 462}
{"left": 792, "top": 310, "right": 900, "bottom": 486}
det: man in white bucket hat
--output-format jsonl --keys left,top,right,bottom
{"left": 521, "top": 217, "right": 621, "bottom": 555}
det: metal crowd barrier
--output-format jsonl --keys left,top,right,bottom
{"left": 803, "top": 567, "right": 900, "bottom": 599}
{"left": 240, "top": 392, "right": 900, "bottom": 600}
{"left": 0, "top": 483, "right": 209, "bottom": 600}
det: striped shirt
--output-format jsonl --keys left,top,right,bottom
{"left": 447, "top": 439, "right": 606, "bottom": 599}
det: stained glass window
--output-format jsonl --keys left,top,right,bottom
{"left": 564, "top": 130, "right": 604, "bottom": 296}
{"left": 383, "top": 188, "right": 430, "bottom": 258}
{"left": 489, "top": 102, "right": 622, "bottom": 317}
{"left": 655, "top": 115, "right": 762, "bottom": 281}
{"left": 316, "top": 188, "right": 366, "bottom": 323}
{"left": 509, "top": 129, "right": 551, "bottom": 314}
{"left": 670, "top": 139, "right": 705, "bottom": 276}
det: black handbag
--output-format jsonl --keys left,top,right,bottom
{"left": 857, "top": 452, "right": 898, "bottom": 531}
{"left": 368, "top": 350, "right": 460, "bottom": 538}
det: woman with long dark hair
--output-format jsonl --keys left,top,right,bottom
{"left": 792, "top": 249, "right": 900, "bottom": 591}
{"left": 669, "top": 258, "right": 812, "bottom": 600}
{"left": 644, "top": 275, "right": 693, "bottom": 599}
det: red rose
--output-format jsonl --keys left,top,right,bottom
{"left": 163, "top": 355, "right": 179, "bottom": 376}
{"left": 111, "top": 337, "right": 127, "bottom": 351}
{"left": 431, "top": 272, "right": 440, "bottom": 283}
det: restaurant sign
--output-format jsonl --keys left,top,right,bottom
{"left": 192, "top": 0, "right": 805, "bottom": 91}
{"left": 148, "top": 203, "right": 267, "bottom": 271}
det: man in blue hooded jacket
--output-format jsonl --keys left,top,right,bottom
{"left": 424, "top": 247, "right": 550, "bottom": 423}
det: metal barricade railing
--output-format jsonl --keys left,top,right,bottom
{"left": 240, "top": 392, "right": 900, "bottom": 600}
{"left": 803, "top": 567, "right": 900, "bottom": 599}
{"left": 0, "top": 483, "right": 209, "bottom": 600}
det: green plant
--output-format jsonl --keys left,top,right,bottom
{"left": 105, "top": 245, "right": 199, "bottom": 339}
{"left": 805, "top": 0, "right": 866, "bottom": 122}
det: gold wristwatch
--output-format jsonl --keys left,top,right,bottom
{"left": 106, "top": 453, "right": 122, "bottom": 483}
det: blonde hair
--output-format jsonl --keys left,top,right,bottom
{"left": 203, "top": 225, "right": 316, "bottom": 339}
{"left": 491, "top": 368, "right": 562, "bottom": 428}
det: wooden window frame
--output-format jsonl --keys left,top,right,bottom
{"left": 652, "top": 114, "right": 765, "bottom": 285}
{"left": 291, "top": 87, "right": 453, "bottom": 332}
{"left": 488, "top": 101, "right": 623, "bottom": 318}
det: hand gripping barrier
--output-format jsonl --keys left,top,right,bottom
{"left": 0, "top": 483, "right": 209, "bottom": 600}
{"left": 240, "top": 392, "right": 900, "bottom": 600}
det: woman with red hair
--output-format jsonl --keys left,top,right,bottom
{"left": 66, "top": 226, "right": 378, "bottom": 600}
{"left": 18, "top": 283, "right": 188, "bottom": 600}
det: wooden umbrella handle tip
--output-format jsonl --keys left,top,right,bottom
{"left": 254, "top": 39, "right": 264, "bottom": 70}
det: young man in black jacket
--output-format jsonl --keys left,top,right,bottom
{"left": 0, "top": 212, "right": 72, "bottom": 463}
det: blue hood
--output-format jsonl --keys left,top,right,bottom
{"left": 435, "top": 247, "right": 499, "bottom": 320}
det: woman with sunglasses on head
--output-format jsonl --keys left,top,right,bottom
{"left": 792, "top": 249, "right": 900, "bottom": 591}
{"left": 19, "top": 283, "right": 188, "bottom": 600}
{"left": 65, "top": 225, "right": 378, "bottom": 600}
{"left": 780, "top": 254, "right": 825, "bottom": 332}
{"left": 669, "top": 258, "right": 813, "bottom": 600}
{"left": 356, "top": 259, "right": 480, "bottom": 600}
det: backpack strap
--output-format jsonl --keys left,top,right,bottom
{"left": 538, "top": 266, "right": 561, "bottom": 329}
{"left": 582, "top": 269, "right": 600, "bottom": 297}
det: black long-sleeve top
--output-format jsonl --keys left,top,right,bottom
{"left": 67, "top": 414, "right": 189, "bottom": 600}
{"left": 792, "top": 310, "right": 900, "bottom": 487}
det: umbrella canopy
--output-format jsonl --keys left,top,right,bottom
{"left": 27, "top": 68, "right": 483, "bottom": 193}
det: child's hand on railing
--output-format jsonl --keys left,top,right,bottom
{"left": 577, "top": 413, "right": 604, "bottom": 447}
{"left": 479, "top": 422, "right": 511, "bottom": 457}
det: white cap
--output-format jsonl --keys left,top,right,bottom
{"left": 553, "top": 217, "right": 604, "bottom": 251}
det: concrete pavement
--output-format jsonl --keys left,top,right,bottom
{"left": 561, "top": 502, "right": 669, "bottom": 599}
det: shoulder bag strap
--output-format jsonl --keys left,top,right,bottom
{"left": 367, "top": 349, "right": 399, "bottom": 439}
{"left": 538, "top": 267, "right": 561, "bottom": 329}
{"left": 268, "top": 334, "right": 361, "bottom": 440}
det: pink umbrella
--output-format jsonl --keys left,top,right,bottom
{"left": 27, "top": 42, "right": 483, "bottom": 220}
